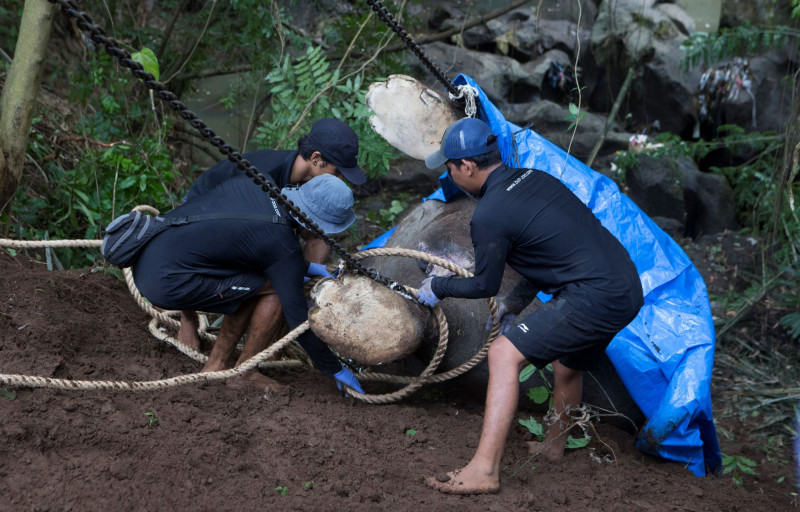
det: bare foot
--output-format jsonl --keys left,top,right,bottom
{"left": 201, "top": 358, "right": 231, "bottom": 373}
{"left": 177, "top": 312, "right": 201, "bottom": 352}
{"left": 526, "top": 439, "right": 567, "bottom": 461}
{"left": 226, "top": 369, "right": 284, "bottom": 393}
{"left": 424, "top": 467, "right": 500, "bottom": 495}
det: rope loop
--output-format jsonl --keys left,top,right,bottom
{"left": 0, "top": 240, "right": 501, "bottom": 404}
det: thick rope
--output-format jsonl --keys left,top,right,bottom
{"left": 0, "top": 242, "right": 499, "bottom": 401}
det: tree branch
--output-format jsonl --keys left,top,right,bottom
{"left": 381, "top": 0, "right": 533, "bottom": 53}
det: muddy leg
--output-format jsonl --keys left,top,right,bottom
{"left": 426, "top": 335, "right": 527, "bottom": 495}
{"left": 202, "top": 298, "right": 258, "bottom": 373}
{"left": 177, "top": 310, "right": 201, "bottom": 352}
{"left": 226, "top": 293, "right": 285, "bottom": 392}
{"left": 527, "top": 361, "right": 582, "bottom": 461}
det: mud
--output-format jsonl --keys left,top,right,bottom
{"left": 0, "top": 252, "right": 795, "bottom": 511}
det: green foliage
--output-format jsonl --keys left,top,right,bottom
{"left": 565, "top": 103, "right": 585, "bottom": 132}
{"left": 0, "top": 388, "right": 17, "bottom": 401}
{"left": 144, "top": 411, "right": 159, "bottom": 427}
{"left": 367, "top": 195, "right": 410, "bottom": 229}
{"left": 779, "top": 309, "right": 800, "bottom": 340}
{"left": 520, "top": 363, "right": 554, "bottom": 410}
{"left": 519, "top": 416, "right": 592, "bottom": 449}
{"left": 519, "top": 416, "right": 544, "bottom": 439}
{"left": 405, "top": 429, "right": 417, "bottom": 436}
{"left": 8, "top": 49, "right": 184, "bottom": 268}
{"left": 722, "top": 453, "right": 757, "bottom": 487}
{"left": 0, "top": 2, "right": 21, "bottom": 55}
{"left": 254, "top": 45, "right": 396, "bottom": 178}
{"left": 680, "top": 25, "right": 798, "bottom": 71}
{"left": 275, "top": 485, "right": 288, "bottom": 496}
{"left": 131, "top": 47, "right": 160, "bottom": 81}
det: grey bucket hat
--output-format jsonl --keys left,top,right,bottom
{"left": 281, "top": 174, "right": 356, "bottom": 234}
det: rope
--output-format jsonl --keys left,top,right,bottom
{"left": 450, "top": 84, "right": 479, "bottom": 118}
{"left": 0, "top": 239, "right": 500, "bottom": 403}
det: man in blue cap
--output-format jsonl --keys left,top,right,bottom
{"left": 418, "top": 117, "right": 643, "bottom": 494}
{"left": 173, "top": 118, "right": 367, "bottom": 375}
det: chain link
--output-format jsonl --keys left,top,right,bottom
{"left": 365, "top": 0, "right": 459, "bottom": 97}
{"left": 47, "top": 0, "right": 409, "bottom": 294}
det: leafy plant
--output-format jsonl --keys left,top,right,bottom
{"left": 721, "top": 453, "right": 757, "bottom": 487}
{"left": 519, "top": 363, "right": 553, "bottom": 409}
{"left": 680, "top": 24, "right": 798, "bottom": 71}
{"left": 405, "top": 429, "right": 417, "bottom": 436}
{"left": 275, "top": 485, "right": 288, "bottom": 496}
{"left": 144, "top": 411, "right": 160, "bottom": 427}
{"left": 0, "top": 388, "right": 17, "bottom": 400}
{"left": 253, "top": 45, "right": 396, "bottom": 179}
{"left": 565, "top": 103, "right": 585, "bottom": 132}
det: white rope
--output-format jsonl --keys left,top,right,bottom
{"left": 450, "top": 83, "right": 479, "bottom": 118}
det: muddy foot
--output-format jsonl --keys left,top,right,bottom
{"left": 527, "top": 439, "right": 566, "bottom": 462}
{"left": 424, "top": 469, "right": 500, "bottom": 495}
{"left": 177, "top": 312, "right": 201, "bottom": 352}
{"left": 225, "top": 371, "right": 284, "bottom": 393}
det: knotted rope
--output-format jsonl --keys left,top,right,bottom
{"left": 0, "top": 239, "right": 499, "bottom": 403}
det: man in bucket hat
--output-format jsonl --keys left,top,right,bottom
{"left": 173, "top": 118, "right": 367, "bottom": 376}
{"left": 418, "top": 117, "right": 643, "bottom": 494}
{"left": 133, "top": 173, "right": 363, "bottom": 394}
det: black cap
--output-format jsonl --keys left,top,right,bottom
{"left": 306, "top": 118, "right": 367, "bottom": 185}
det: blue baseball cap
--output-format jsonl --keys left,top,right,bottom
{"left": 281, "top": 174, "right": 356, "bottom": 234}
{"left": 425, "top": 118, "right": 498, "bottom": 169}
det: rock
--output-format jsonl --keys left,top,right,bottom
{"left": 308, "top": 274, "right": 434, "bottom": 365}
{"left": 624, "top": 155, "right": 737, "bottom": 237}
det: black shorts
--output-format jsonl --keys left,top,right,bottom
{"left": 135, "top": 270, "right": 266, "bottom": 315}
{"left": 505, "top": 294, "right": 633, "bottom": 371}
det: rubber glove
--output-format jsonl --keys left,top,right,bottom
{"left": 485, "top": 303, "right": 517, "bottom": 336}
{"left": 415, "top": 277, "right": 441, "bottom": 308}
{"left": 333, "top": 365, "right": 364, "bottom": 396}
{"left": 306, "top": 262, "right": 333, "bottom": 279}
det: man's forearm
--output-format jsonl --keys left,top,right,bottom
{"left": 303, "top": 237, "right": 330, "bottom": 263}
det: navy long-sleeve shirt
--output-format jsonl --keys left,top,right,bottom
{"left": 431, "top": 165, "right": 642, "bottom": 323}
{"left": 135, "top": 171, "right": 341, "bottom": 375}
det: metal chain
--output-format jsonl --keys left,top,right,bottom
{"left": 365, "top": 0, "right": 459, "bottom": 97}
{"left": 47, "top": 0, "right": 408, "bottom": 294}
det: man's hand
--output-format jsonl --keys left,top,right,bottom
{"left": 306, "top": 262, "right": 333, "bottom": 279}
{"left": 333, "top": 365, "right": 364, "bottom": 396}
{"left": 415, "top": 277, "right": 441, "bottom": 307}
{"left": 485, "top": 303, "right": 517, "bottom": 336}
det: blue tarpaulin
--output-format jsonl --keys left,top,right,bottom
{"left": 366, "top": 74, "right": 721, "bottom": 476}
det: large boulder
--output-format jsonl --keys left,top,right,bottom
{"left": 589, "top": 0, "right": 702, "bottom": 135}
{"left": 624, "top": 155, "right": 738, "bottom": 237}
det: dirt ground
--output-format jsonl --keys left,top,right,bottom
{"left": 0, "top": 250, "right": 796, "bottom": 511}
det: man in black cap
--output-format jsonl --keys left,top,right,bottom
{"left": 174, "top": 118, "right": 367, "bottom": 364}
{"left": 134, "top": 173, "right": 364, "bottom": 394}
{"left": 417, "top": 117, "right": 643, "bottom": 494}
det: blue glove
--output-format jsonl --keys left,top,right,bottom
{"left": 333, "top": 365, "right": 364, "bottom": 396}
{"left": 306, "top": 262, "right": 333, "bottom": 279}
{"left": 416, "top": 277, "right": 441, "bottom": 307}
{"left": 485, "top": 303, "right": 517, "bottom": 336}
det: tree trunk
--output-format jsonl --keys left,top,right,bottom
{"left": 0, "top": 0, "right": 57, "bottom": 214}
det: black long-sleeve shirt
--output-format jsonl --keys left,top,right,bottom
{"left": 135, "top": 171, "right": 341, "bottom": 375}
{"left": 184, "top": 149, "right": 296, "bottom": 202}
{"left": 431, "top": 165, "right": 642, "bottom": 323}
